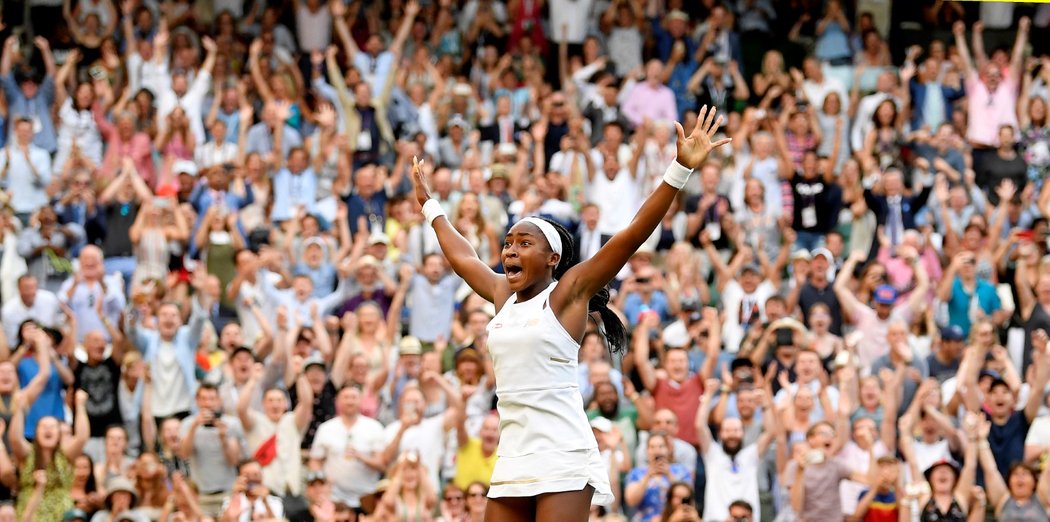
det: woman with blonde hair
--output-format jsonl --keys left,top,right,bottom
{"left": 131, "top": 452, "right": 170, "bottom": 519}
{"left": 454, "top": 193, "right": 501, "bottom": 268}
{"left": 377, "top": 450, "right": 438, "bottom": 521}
{"left": 751, "top": 50, "right": 791, "bottom": 103}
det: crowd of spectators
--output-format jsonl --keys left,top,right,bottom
{"left": 0, "top": 0, "right": 1049, "bottom": 521}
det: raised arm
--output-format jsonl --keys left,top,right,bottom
{"left": 410, "top": 159, "right": 505, "bottom": 304}
{"left": 633, "top": 313, "right": 660, "bottom": 392}
{"left": 1008, "top": 17, "right": 1030, "bottom": 84}
{"left": 952, "top": 21, "right": 974, "bottom": 79}
{"left": 62, "top": 390, "right": 90, "bottom": 460}
{"left": 388, "top": 0, "right": 419, "bottom": 58}
{"left": 248, "top": 39, "right": 275, "bottom": 103}
{"left": 1024, "top": 330, "right": 1050, "bottom": 423}
{"left": 833, "top": 250, "right": 867, "bottom": 319}
{"left": 695, "top": 378, "right": 720, "bottom": 455}
{"left": 559, "top": 107, "right": 732, "bottom": 301}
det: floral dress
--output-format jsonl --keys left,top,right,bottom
{"left": 1022, "top": 124, "right": 1050, "bottom": 187}
{"left": 16, "top": 451, "right": 74, "bottom": 520}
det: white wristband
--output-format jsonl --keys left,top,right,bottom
{"left": 422, "top": 199, "right": 446, "bottom": 225}
{"left": 662, "top": 160, "right": 693, "bottom": 190}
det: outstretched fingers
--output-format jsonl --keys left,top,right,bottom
{"left": 693, "top": 105, "right": 710, "bottom": 136}
{"left": 702, "top": 106, "right": 718, "bottom": 135}
{"left": 674, "top": 121, "right": 687, "bottom": 143}
{"left": 708, "top": 115, "right": 724, "bottom": 139}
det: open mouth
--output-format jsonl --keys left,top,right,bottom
{"left": 505, "top": 264, "right": 523, "bottom": 281}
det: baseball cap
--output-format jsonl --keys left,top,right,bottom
{"left": 940, "top": 325, "right": 965, "bottom": 342}
{"left": 303, "top": 354, "right": 326, "bottom": 371}
{"left": 923, "top": 459, "right": 960, "bottom": 482}
{"left": 739, "top": 263, "right": 761, "bottom": 276}
{"left": 368, "top": 232, "right": 391, "bottom": 245}
{"left": 812, "top": 247, "right": 834, "bottom": 261}
{"left": 979, "top": 369, "right": 1010, "bottom": 391}
{"left": 791, "top": 249, "right": 812, "bottom": 262}
{"left": 399, "top": 336, "right": 423, "bottom": 356}
{"left": 589, "top": 417, "right": 613, "bottom": 433}
{"left": 872, "top": 285, "right": 897, "bottom": 305}
{"left": 172, "top": 159, "right": 198, "bottom": 177}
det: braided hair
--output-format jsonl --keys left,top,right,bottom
{"left": 538, "top": 218, "right": 627, "bottom": 356}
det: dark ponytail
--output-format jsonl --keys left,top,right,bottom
{"left": 542, "top": 218, "right": 628, "bottom": 356}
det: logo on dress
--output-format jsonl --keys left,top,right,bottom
{"left": 492, "top": 323, "right": 503, "bottom": 329}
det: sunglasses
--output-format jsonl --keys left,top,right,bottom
{"left": 468, "top": 492, "right": 486, "bottom": 498}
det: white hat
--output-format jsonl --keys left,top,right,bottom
{"left": 172, "top": 159, "right": 198, "bottom": 177}
{"left": 589, "top": 417, "right": 613, "bottom": 433}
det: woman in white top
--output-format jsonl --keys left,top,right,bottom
{"left": 410, "top": 107, "right": 730, "bottom": 520}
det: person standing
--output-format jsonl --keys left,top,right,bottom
{"left": 410, "top": 106, "right": 730, "bottom": 520}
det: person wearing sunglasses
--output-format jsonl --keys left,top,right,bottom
{"left": 438, "top": 483, "right": 469, "bottom": 522}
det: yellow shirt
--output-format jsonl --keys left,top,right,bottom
{"left": 454, "top": 437, "right": 497, "bottom": 490}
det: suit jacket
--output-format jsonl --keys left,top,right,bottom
{"left": 864, "top": 186, "right": 933, "bottom": 230}
{"left": 479, "top": 117, "right": 527, "bottom": 145}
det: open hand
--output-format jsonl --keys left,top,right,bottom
{"left": 673, "top": 105, "right": 732, "bottom": 169}
{"left": 410, "top": 156, "right": 433, "bottom": 208}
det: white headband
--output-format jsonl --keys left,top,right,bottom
{"left": 517, "top": 217, "right": 563, "bottom": 256}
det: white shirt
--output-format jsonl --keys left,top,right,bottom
{"left": 195, "top": 141, "right": 239, "bottom": 169}
{"left": 383, "top": 414, "right": 447, "bottom": 490}
{"left": 309, "top": 415, "right": 385, "bottom": 507}
{"left": 156, "top": 70, "right": 213, "bottom": 145}
{"left": 703, "top": 444, "right": 761, "bottom": 522}
{"left": 152, "top": 341, "right": 193, "bottom": 417}
{"left": 0, "top": 144, "right": 52, "bottom": 214}
{"left": 851, "top": 92, "right": 896, "bottom": 152}
{"left": 721, "top": 279, "right": 777, "bottom": 353}
{"left": 549, "top": 0, "right": 594, "bottom": 44}
{"left": 1, "top": 290, "right": 61, "bottom": 345}
{"left": 219, "top": 494, "right": 285, "bottom": 522}
{"left": 803, "top": 76, "right": 848, "bottom": 112}
{"left": 587, "top": 169, "right": 644, "bottom": 236}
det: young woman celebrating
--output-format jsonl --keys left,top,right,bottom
{"left": 410, "top": 106, "right": 730, "bottom": 521}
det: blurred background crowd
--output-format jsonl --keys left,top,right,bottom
{"left": 0, "top": 0, "right": 1049, "bottom": 521}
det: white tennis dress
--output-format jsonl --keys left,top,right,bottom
{"left": 485, "top": 281, "right": 614, "bottom": 504}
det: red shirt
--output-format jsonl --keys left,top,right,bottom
{"left": 653, "top": 375, "right": 704, "bottom": 446}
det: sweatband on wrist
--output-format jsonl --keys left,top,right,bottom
{"left": 662, "top": 160, "right": 693, "bottom": 190}
{"left": 422, "top": 199, "right": 446, "bottom": 225}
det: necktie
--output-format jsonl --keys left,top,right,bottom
{"left": 888, "top": 198, "right": 902, "bottom": 245}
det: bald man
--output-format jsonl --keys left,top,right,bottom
{"left": 59, "top": 246, "right": 127, "bottom": 342}
{"left": 74, "top": 329, "right": 127, "bottom": 462}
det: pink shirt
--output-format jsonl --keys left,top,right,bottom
{"left": 852, "top": 303, "right": 913, "bottom": 369}
{"left": 965, "top": 71, "right": 1019, "bottom": 147}
{"left": 876, "top": 246, "right": 942, "bottom": 299}
{"left": 622, "top": 82, "right": 678, "bottom": 127}
{"left": 95, "top": 105, "right": 156, "bottom": 187}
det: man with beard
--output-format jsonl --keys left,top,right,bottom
{"left": 696, "top": 377, "right": 777, "bottom": 522}
{"left": 587, "top": 380, "right": 642, "bottom": 456}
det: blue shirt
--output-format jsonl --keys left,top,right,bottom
{"left": 947, "top": 277, "right": 1001, "bottom": 336}
{"left": 271, "top": 168, "right": 319, "bottom": 222}
{"left": 17, "top": 355, "right": 66, "bottom": 439}
{"left": 294, "top": 262, "right": 338, "bottom": 296}
{"left": 623, "top": 291, "right": 671, "bottom": 326}
{"left": 1, "top": 74, "right": 57, "bottom": 153}
{"left": 625, "top": 463, "right": 692, "bottom": 520}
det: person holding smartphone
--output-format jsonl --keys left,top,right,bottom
{"left": 624, "top": 433, "right": 693, "bottom": 521}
